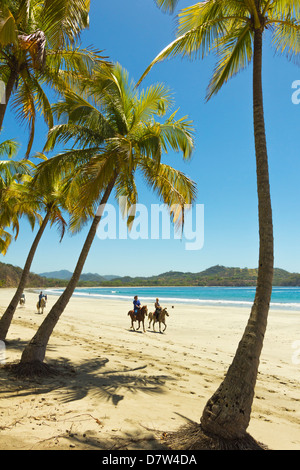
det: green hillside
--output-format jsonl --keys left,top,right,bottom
{"left": 1, "top": 262, "right": 299, "bottom": 288}
{"left": 99, "top": 266, "right": 300, "bottom": 287}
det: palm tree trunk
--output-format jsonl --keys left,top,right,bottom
{"left": 19, "top": 179, "right": 115, "bottom": 366}
{"left": 0, "top": 210, "right": 51, "bottom": 341}
{"left": 200, "top": 28, "right": 274, "bottom": 440}
{"left": 0, "top": 64, "right": 19, "bottom": 131}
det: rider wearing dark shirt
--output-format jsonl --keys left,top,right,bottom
{"left": 133, "top": 296, "right": 141, "bottom": 315}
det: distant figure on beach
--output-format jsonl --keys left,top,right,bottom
{"left": 133, "top": 295, "right": 141, "bottom": 316}
{"left": 38, "top": 291, "right": 44, "bottom": 308}
{"left": 154, "top": 297, "right": 162, "bottom": 319}
{"left": 20, "top": 293, "right": 25, "bottom": 305}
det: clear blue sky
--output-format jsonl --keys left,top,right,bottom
{"left": 1, "top": 0, "right": 300, "bottom": 277}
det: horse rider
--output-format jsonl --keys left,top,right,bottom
{"left": 38, "top": 291, "right": 44, "bottom": 308}
{"left": 133, "top": 295, "right": 141, "bottom": 316}
{"left": 154, "top": 298, "right": 162, "bottom": 320}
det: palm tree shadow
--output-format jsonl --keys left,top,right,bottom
{"left": 0, "top": 356, "right": 174, "bottom": 407}
{"left": 59, "top": 358, "right": 173, "bottom": 405}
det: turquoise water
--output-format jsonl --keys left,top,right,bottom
{"left": 46, "top": 286, "right": 300, "bottom": 310}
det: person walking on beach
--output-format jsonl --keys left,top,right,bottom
{"left": 133, "top": 295, "right": 141, "bottom": 316}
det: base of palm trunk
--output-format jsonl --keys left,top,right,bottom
{"left": 5, "top": 360, "right": 58, "bottom": 378}
{"left": 162, "top": 423, "right": 268, "bottom": 450}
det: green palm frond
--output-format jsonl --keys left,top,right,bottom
{"left": 40, "top": 0, "right": 90, "bottom": 48}
{"left": 142, "top": 0, "right": 300, "bottom": 98}
{"left": 0, "top": 1, "right": 110, "bottom": 156}
{"left": 41, "top": 62, "right": 195, "bottom": 235}
{"left": 139, "top": 157, "right": 197, "bottom": 229}
{"left": 137, "top": 2, "right": 239, "bottom": 86}
{"left": 11, "top": 74, "right": 36, "bottom": 158}
{"left": 271, "top": 17, "right": 300, "bottom": 61}
{"left": 207, "top": 21, "right": 253, "bottom": 99}
{"left": 0, "top": 227, "right": 12, "bottom": 255}
{"left": 0, "top": 139, "right": 19, "bottom": 158}
{"left": 115, "top": 170, "right": 138, "bottom": 229}
{"left": 158, "top": 110, "right": 195, "bottom": 159}
{"left": 269, "top": 1, "right": 300, "bottom": 18}
{"left": 131, "top": 83, "right": 173, "bottom": 128}
{"left": 0, "top": 4, "right": 17, "bottom": 46}
{"left": 154, "top": 0, "right": 180, "bottom": 14}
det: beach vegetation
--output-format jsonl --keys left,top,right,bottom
{"left": 138, "top": 0, "right": 300, "bottom": 450}
{"left": 14, "top": 63, "right": 196, "bottom": 373}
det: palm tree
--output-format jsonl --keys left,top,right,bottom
{"left": 137, "top": 0, "right": 300, "bottom": 448}
{"left": 16, "top": 63, "right": 196, "bottom": 373}
{"left": 0, "top": 157, "right": 91, "bottom": 341}
{"left": 0, "top": 138, "right": 30, "bottom": 253}
{"left": 0, "top": 0, "right": 107, "bottom": 157}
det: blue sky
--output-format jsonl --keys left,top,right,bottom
{"left": 1, "top": 0, "right": 300, "bottom": 277}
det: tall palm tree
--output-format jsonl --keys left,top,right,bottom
{"left": 0, "top": 0, "right": 107, "bottom": 157}
{"left": 0, "top": 157, "right": 91, "bottom": 341}
{"left": 138, "top": 0, "right": 300, "bottom": 447}
{"left": 17, "top": 63, "right": 196, "bottom": 372}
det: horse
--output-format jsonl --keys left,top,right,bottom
{"left": 148, "top": 307, "right": 169, "bottom": 333}
{"left": 128, "top": 305, "right": 148, "bottom": 332}
{"left": 36, "top": 297, "right": 46, "bottom": 314}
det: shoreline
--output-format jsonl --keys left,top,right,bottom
{"left": 0, "top": 288, "right": 299, "bottom": 450}
{"left": 32, "top": 285, "right": 300, "bottom": 311}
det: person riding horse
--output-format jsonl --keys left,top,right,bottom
{"left": 133, "top": 295, "right": 141, "bottom": 316}
{"left": 154, "top": 298, "right": 162, "bottom": 320}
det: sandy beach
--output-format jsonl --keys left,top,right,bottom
{"left": 0, "top": 287, "right": 299, "bottom": 451}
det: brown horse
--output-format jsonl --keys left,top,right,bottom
{"left": 128, "top": 305, "right": 148, "bottom": 332}
{"left": 148, "top": 307, "right": 169, "bottom": 333}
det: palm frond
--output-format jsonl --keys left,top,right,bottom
{"left": 154, "top": 0, "right": 180, "bottom": 14}
{"left": 207, "top": 21, "right": 253, "bottom": 99}
{"left": 158, "top": 110, "right": 195, "bottom": 159}
{"left": 0, "top": 4, "right": 17, "bottom": 46}
{"left": 270, "top": 17, "right": 300, "bottom": 62}
{"left": 139, "top": 157, "right": 197, "bottom": 230}
{"left": 0, "top": 227, "right": 12, "bottom": 255}
{"left": 131, "top": 82, "right": 173, "bottom": 128}
{"left": 39, "top": 0, "right": 90, "bottom": 48}
{"left": 0, "top": 139, "right": 19, "bottom": 158}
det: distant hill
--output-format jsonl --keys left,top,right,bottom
{"left": 100, "top": 266, "right": 300, "bottom": 287}
{"left": 39, "top": 270, "right": 119, "bottom": 283}
{"left": 0, "top": 262, "right": 49, "bottom": 288}
{"left": 1, "top": 262, "right": 300, "bottom": 288}
{"left": 39, "top": 270, "right": 74, "bottom": 280}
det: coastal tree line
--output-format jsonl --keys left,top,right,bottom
{"left": 0, "top": 0, "right": 299, "bottom": 451}
{"left": 1, "top": 262, "right": 300, "bottom": 288}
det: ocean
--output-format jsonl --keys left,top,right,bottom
{"left": 45, "top": 286, "right": 300, "bottom": 310}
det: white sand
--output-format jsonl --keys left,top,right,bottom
{"left": 0, "top": 288, "right": 299, "bottom": 450}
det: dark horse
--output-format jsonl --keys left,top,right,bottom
{"left": 128, "top": 305, "right": 148, "bottom": 332}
